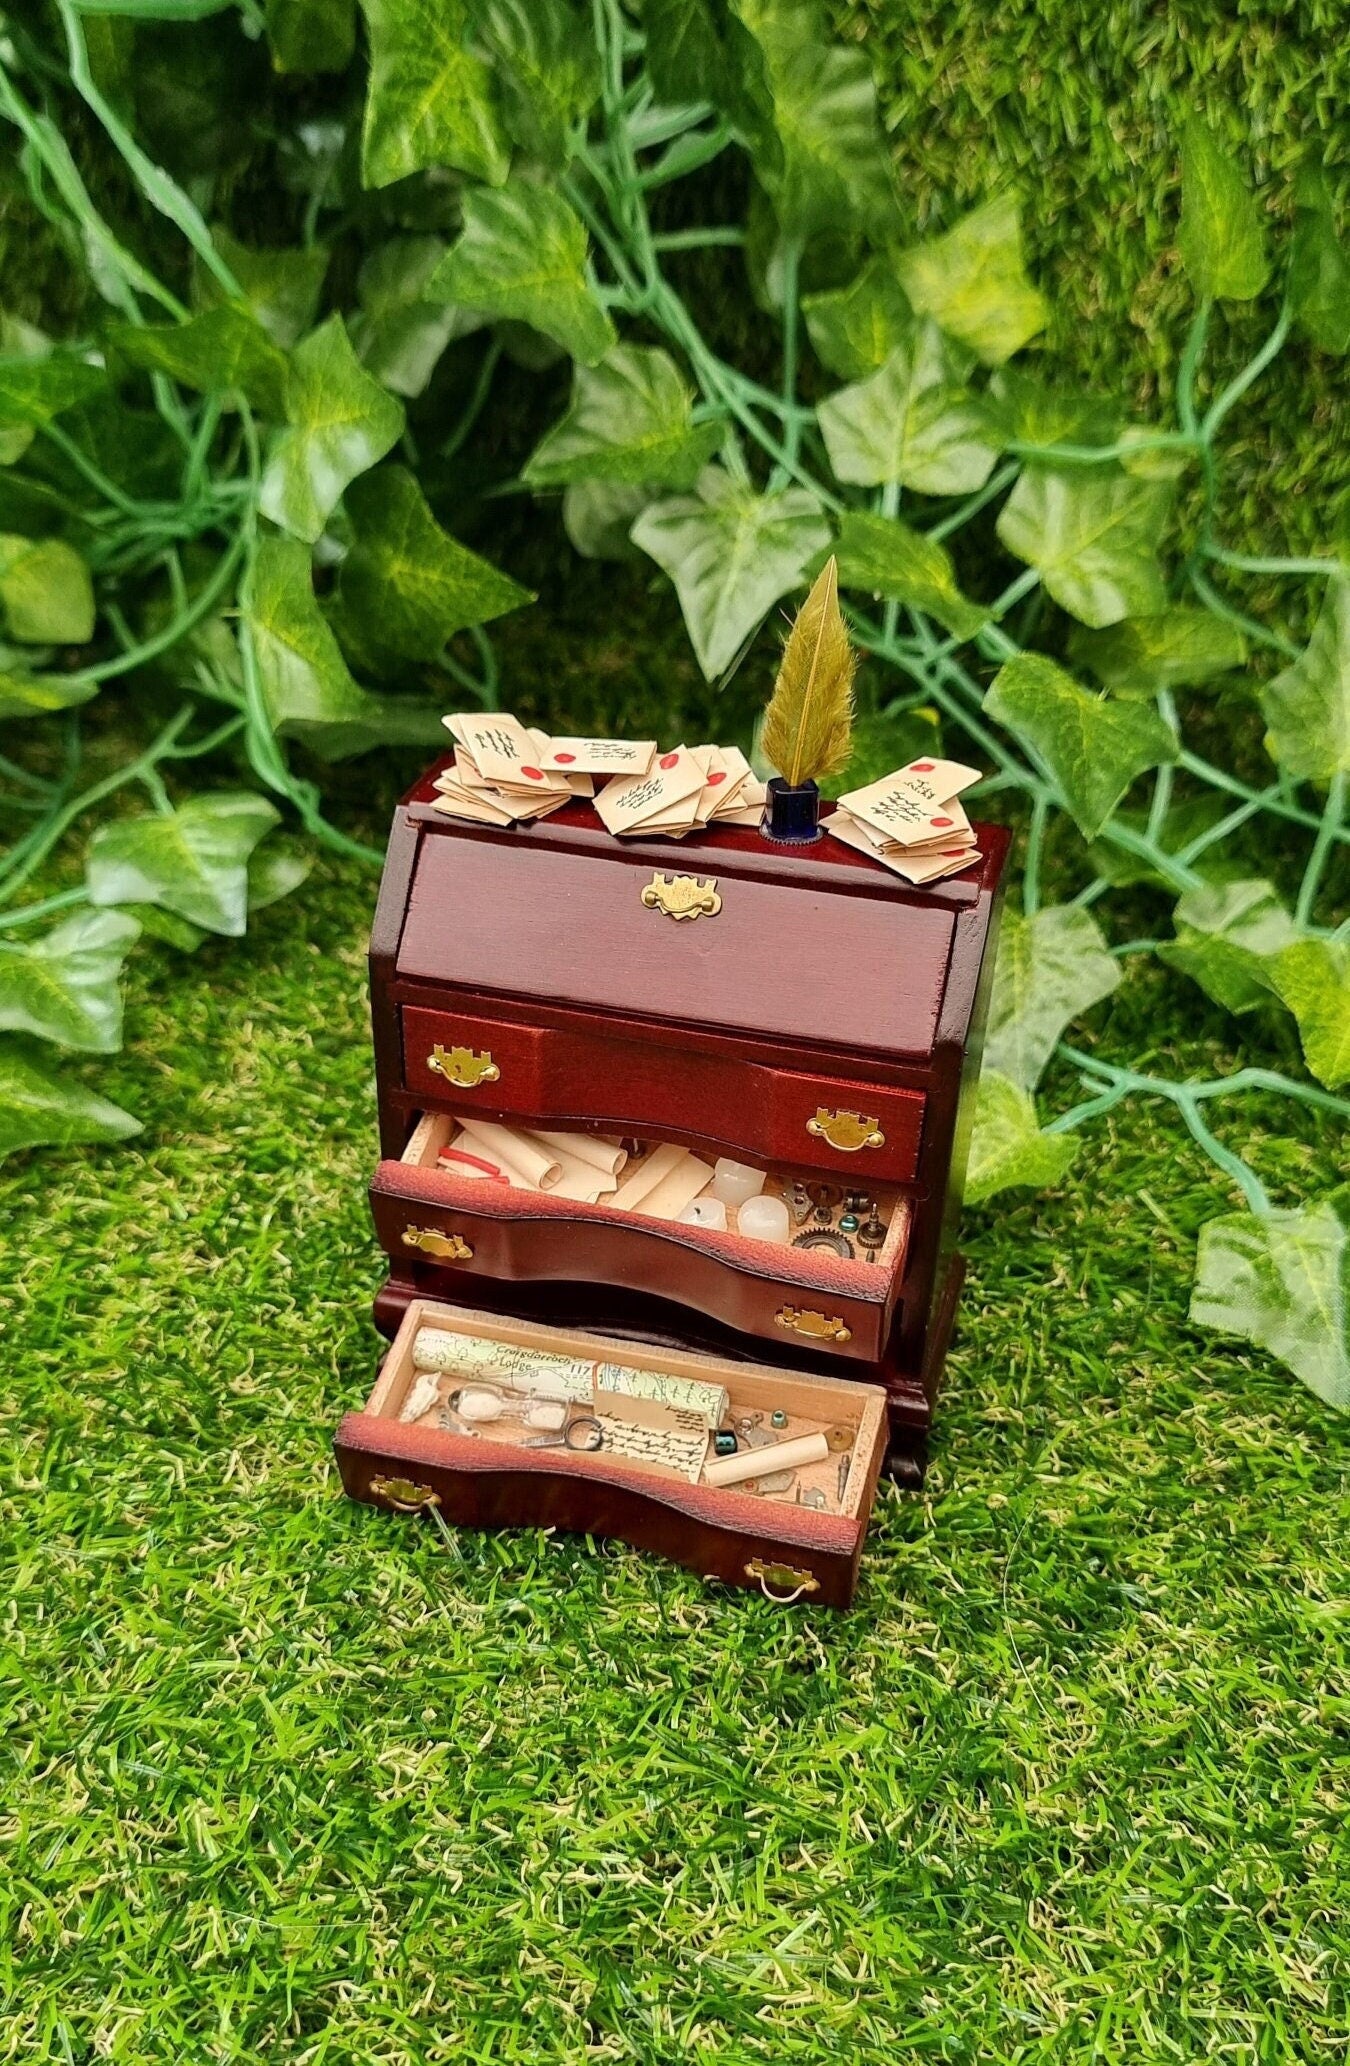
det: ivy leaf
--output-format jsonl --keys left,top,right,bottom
{"left": 630, "top": 467, "right": 830, "bottom": 680}
{"left": 817, "top": 322, "right": 1002, "bottom": 495}
{"left": 1290, "top": 165, "right": 1350, "bottom": 356}
{"left": 985, "top": 653, "right": 1179, "bottom": 838}
{"left": 0, "top": 351, "right": 104, "bottom": 434}
{"left": 0, "top": 670, "right": 99, "bottom": 720}
{"left": 983, "top": 904, "right": 1121, "bottom": 1091}
{"left": 523, "top": 345, "right": 722, "bottom": 489}
{"left": 266, "top": 0, "right": 356, "bottom": 71}
{"left": 562, "top": 481, "right": 650, "bottom": 561}
{"left": 1069, "top": 608, "right": 1247, "bottom": 697}
{"left": 470, "top": 0, "right": 600, "bottom": 167}
{"left": 0, "top": 1043, "right": 141, "bottom": 1163}
{"left": 195, "top": 229, "right": 328, "bottom": 349}
{"left": 0, "top": 537, "right": 95, "bottom": 645}
{"left": 1159, "top": 879, "right": 1300, "bottom": 1016}
{"left": 995, "top": 467, "right": 1172, "bottom": 627}
{"left": 895, "top": 196, "right": 1049, "bottom": 366}
{"left": 641, "top": 0, "right": 778, "bottom": 163}
{"left": 966, "top": 1071, "right": 1078, "bottom": 1205}
{"left": 1179, "top": 120, "right": 1270, "bottom": 304}
{"left": 736, "top": 0, "right": 896, "bottom": 240}
{"left": 110, "top": 306, "right": 290, "bottom": 418}
{"left": 247, "top": 840, "right": 315, "bottom": 912}
{"left": 245, "top": 535, "right": 444, "bottom": 758}
{"left": 1191, "top": 1203, "right": 1348, "bottom": 1412}
{"left": 987, "top": 367, "right": 1118, "bottom": 451}
{"left": 87, "top": 794, "right": 280, "bottom": 938}
{"left": 832, "top": 510, "right": 988, "bottom": 641}
{"left": 1259, "top": 575, "right": 1350, "bottom": 782}
{"left": 429, "top": 182, "right": 616, "bottom": 366}
{"left": 1269, "top": 940, "right": 1350, "bottom": 1090}
{"left": 802, "top": 258, "right": 912, "bottom": 379}
{"left": 259, "top": 315, "right": 405, "bottom": 544}
{"left": 352, "top": 237, "right": 484, "bottom": 397}
{"left": 0, "top": 910, "right": 140, "bottom": 1054}
{"left": 359, "top": 0, "right": 510, "bottom": 190}
{"left": 340, "top": 466, "right": 533, "bottom": 658}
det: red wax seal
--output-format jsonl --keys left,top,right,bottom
{"left": 707, "top": 770, "right": 726, "bottom": 786}
{"left": 553, "top": 752, "right": 576, "bottom": 764}
{"left": 932, "top": 814, "right": 954, "bottom": 827}
{"left": 660, "top": 751, "right": 679, "bottom": 769}
{"left": 521, "top": 766, "right": 544, "bottom": 780}
{"left": 912, "top": 759, "right": 936, "bottom": 771}
{"left": 942, "top": 849, "right": 966, "bottom": 858}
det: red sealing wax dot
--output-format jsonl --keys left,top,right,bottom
{"left": 707, "top": 770, "right": 726, "bottom": 786}
{"left": 553, "top": 752, "right": 576, "bottom": 765}
{"left": 932, "top": 814, "right": 954, "bottom": 827}
{"left": 521, "top": 766, "right": 544, "bottom": 780}
{"left": 913, "top": 759, "right": 936, "bottom": 771}
{"left": 942, "top": 849, "right": 966, "bottom": 858}
{"left": 660, "top": 751, "right": 679, "bottom": 770}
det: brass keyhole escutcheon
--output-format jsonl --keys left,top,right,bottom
{"left": 806, "top": 1108, "right": 885, "bottom": 1153}
{"left": 640, "top": 872, "right": 722, "bottom": 921}
{"left": 427, "top": 1043, "right": 499, "bottom": 1089}
{"left": 370, "top": 1475, "right": 441, "bottom": 1513}
{"left": 401, "top": 1226, "right": 474, "bottom": 1261}
{"left": 775, "top": 1306, "right": 852, "bottom": 1343}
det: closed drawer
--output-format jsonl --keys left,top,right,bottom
{"left": 371, "top": 1152, "right": 909, "bottom": 1367}
{"left": 400, "top": 1003, "right": 926, "bottom": 1184}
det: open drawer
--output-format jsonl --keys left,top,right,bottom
{"left": 334, "top": 1298, "right": 890, "bottom": 1607}
{"left": 370, "top": 1113, "right": 911, "bottom": 1365}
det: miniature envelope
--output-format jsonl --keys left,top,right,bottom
{"left": 593, "top": 747, "right": 706, "bottom": 835}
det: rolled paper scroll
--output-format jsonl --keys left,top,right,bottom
{"left": 702, "top": 1431, "right": 830, "bottom": 1487}
{"left": 529, "top": 1130, "right": 628, "bottom": 1177}
{"left": 455, "top": 1118, "right": 562, "bottom": 1191}
{"left": 610, "top": 1143, "right": 714, "bottom": 1220}
{"left": 609, "top": 1141, "right": 686, "bottom": 1211}
{"left": 410, "top": 1327, "right": 727, "bottom": 1423}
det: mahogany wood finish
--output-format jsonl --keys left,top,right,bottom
{"left": 353, "top": 757, "right": 1007, "bottom": 1579}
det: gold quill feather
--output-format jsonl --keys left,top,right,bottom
{"left": 761, "top": 556, "right": 856, "bottom": 789}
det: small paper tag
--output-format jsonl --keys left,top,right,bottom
{"left": 545, "top": 737, "right": 657, "bottom": 776}
{"left": 893, "top": 757, "right": 982, "bottom": 804}
{"left": 593, "top": 746, "right": 706, "bottom": 835}
{"left": 443, "top": 712, "right": 559, "bottom": 789}
{"left": 837, "top": 775, "right": 973, "bottom": 849}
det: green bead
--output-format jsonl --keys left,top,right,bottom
{"left": 840, "top": 1212, "right": 859, "bottom": 1233}
{"left": 770, "top": 1408, "right": 788, "bottom": 1429}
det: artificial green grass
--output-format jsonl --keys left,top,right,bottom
{"left": 3, "top": 846, "right": 1347, "bottom": 2064}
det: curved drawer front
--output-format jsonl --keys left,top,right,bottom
{"left": 371, "top": 1161, "right": 903, "bottom": 1364}
{"left": 400, "top": 1004, "right": 926, "bottom": 1185}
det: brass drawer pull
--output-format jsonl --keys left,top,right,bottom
{"left": 427, "top": 1042, "right": 499, "bottom": 1089}
{"left": 806, "top": 1107, "right": 885, "bottom": 1153}
{"left": 370, "top": 1475, "right": 441, "bottom": 1513}
{"left": 775, "top": 1306, "right": 852, "bottom": 1343}
{"left": 402, "top": 1226, "right": 474, "bottom": 1261}
{"left": 641, "top": 871, "right": 721, "bottom": 920}
{"left": 745, "top": 1558, "right": 820, "bottom": 1603}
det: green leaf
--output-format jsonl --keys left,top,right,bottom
{"left": 470, "top": 0, "right": 600, "bottom": 167}
{"left": 0, "top": 910, "right": 140, "bottom": 1054}
{"left": 195, "top": 229, "right": 328, "bottom": 349}
{"left": 965, "top": 1071, "right": 1078, "bottom": 1205}
{"left": 110, "top": 305, "right": 290, "bottom": 417}
{"left": 523, "top": 345, "right": 722, "bottom": 489}
{"left": 1069, "top": 608, "right": 1247, "bottom": 697}
{"left": 985, "top": 653, "right": 1179, "bottom": 839}
{"left": 1259, "top": 575, "right": 1350, "bottom": 782}
{"left": 0, "top": 671, "right": 99, "bottom": 720}
{"left": 1191, "top": 1203, "right": 1348, "bottom": 1412}
{"left": 984, "top": 904, "right": 1121, "bottom": 1091}
{"left": 995, "top": 467, "right": 1172, "bottom": 627}
{"left": 340, "top": 465, "right": 533, "bottom": 659}
{"left": 266, "top": 0, "right": 356, "bottom": 70}
{"left": 428, "top": 181, "right": 615, "bottom": 366}
{"left": 352, "top": 237, "right": 484, "bottom": 397}
{"left": 987, "top": 367, "right": 1118, "bottom": 451}
{"left": 832, "top": 510, "right": 988, "bottom": 641}
{"left": 562, "top": 481, "right": 650, "bottom": 561}
{"left": 359, "top": 0, "right": 510, "bottom": 189}
{"left": 1159, "top": 878, "right": 1300, "bottom": 1016}
{"left": 244, "top": 534, "right": 445, "bottom": 758}
{"left": 1290, "top": 166, "right": 1350, "bottom": 356}
{"left": 630, "top": 467, "right": 830, "bottom": 680}
{"left": 735, "top": 0, "right": 896, "bottom": 240}
{"left": 0, "top": 1042, "right": 141, "bottom": 1163}
{"left": 1179, "top": 120, "right": 1270, "bottom": 304}
{"left": 802, "top": 258, "right": 912, "bottom": 379}
{"left": 259, "top": 315, "right": 405, "bottom": 544}
{"left": 641, "top": 0, "right": 777, "bottom": 162}
{"left": 120, "top": 903, "right": 209, "bottom": 953}
{"left": 247, "top": 840, "right": 315, "bottom": 912}
{"left": 1269, "top": 939, "right": 1350, "bottom": 1090}
{"left": 0, "top": 351, "right": 104, "bottom": 431}
{"left": 0, "top": 537, "right": 95, "bottom": 645}
{"left": 817, "top": 322, "right": 1001, "bottom": 495}
{"left": 87, "top": 793, "right": 280, "bottom": 938}
{"left": 895, "top": 196, "right": 1049, "bottom": 366}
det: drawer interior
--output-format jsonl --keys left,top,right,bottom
{"left": 359, "top": 1298, "right": 889, "bottom": 1524}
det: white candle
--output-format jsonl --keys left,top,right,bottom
{"left": 679, "top": 1196, "right": 728, "bottom": 1230}
{"left": 711, "top": 1157, "right": 765, "bottom": 1208}
{"left": 736, "top": 1194, "right": 790, "bottom": 1244}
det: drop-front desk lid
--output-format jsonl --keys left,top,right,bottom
{"left": 394, "top": 760, "right": 1010, "bottom": 1061}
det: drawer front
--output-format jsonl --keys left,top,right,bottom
{"left": 400, "top": 1004, "right": 926, "bottom": 1184}
{"left": 371, "top": 1163, "right": 898, "bottom": 1364}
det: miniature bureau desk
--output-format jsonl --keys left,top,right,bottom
{"left": 335, "top": 755, "right": 1008, "bottom": 1604}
